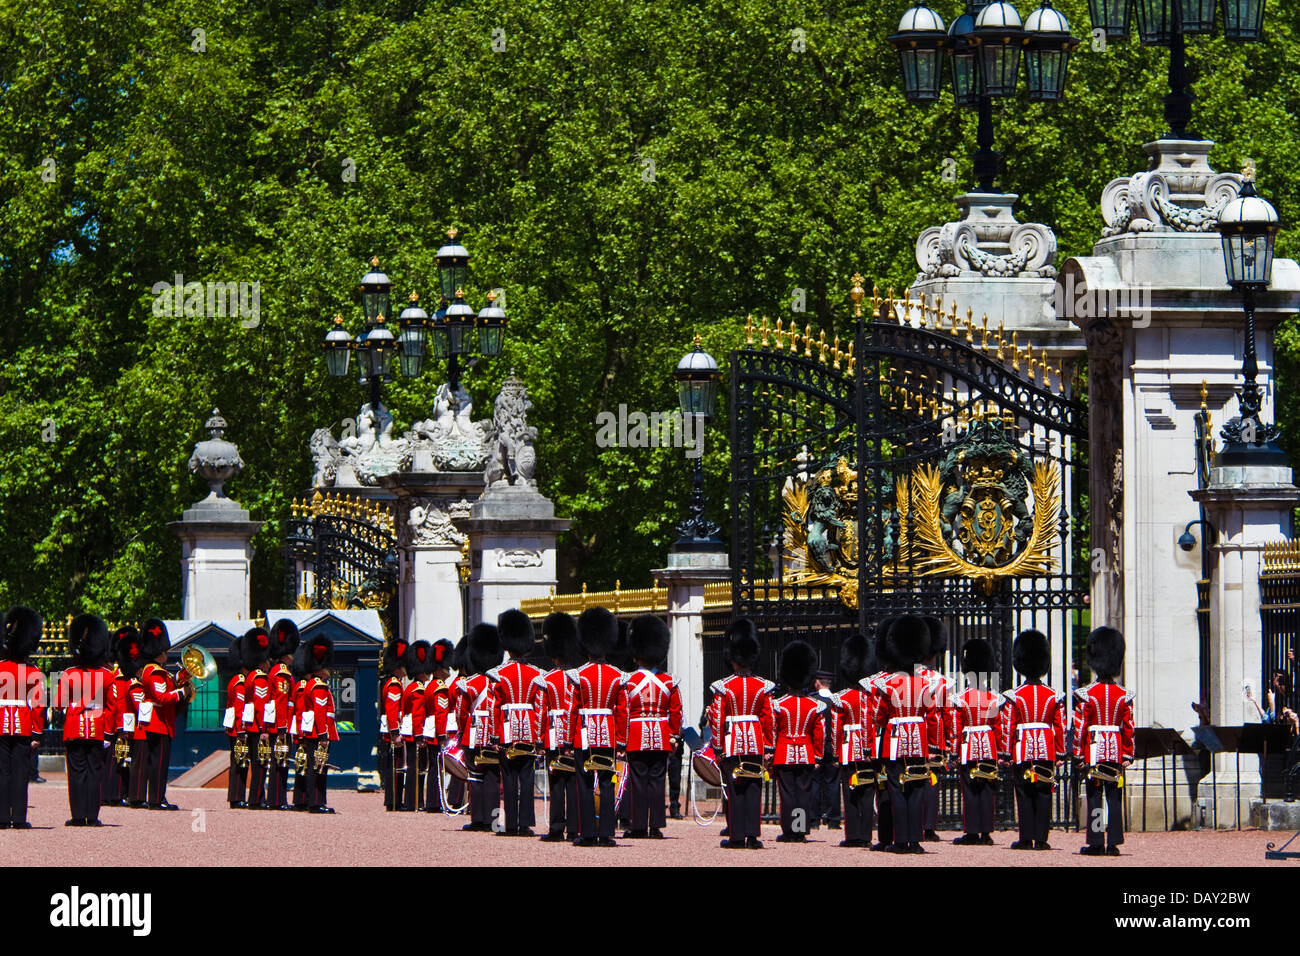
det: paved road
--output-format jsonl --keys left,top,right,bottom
{"left": 8, "top": 776, "right": 1289, "bottom": 867}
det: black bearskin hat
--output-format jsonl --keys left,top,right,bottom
{"left": 922, "top": 615, "right": 949, "bottom": 661}
{"left": 779, "top": 640, "right": 818, "bottom": 692}
{"left": 725, "top": 618, "right": 761, "bottom": 670}
{"left": 139, "top": 618, "right": 170, "bottom": 660}
{"left": 887, "top": 614, "right": 929, "bottom": 671}
{"left": 451, "top": 637, "right": 467, "bottom": 675}
{"left": 431, "top": 639, "right": 454, "bottom": 671}
{"left": 468, "top": 622, "right": 503, "bottom": 675}
{"left": 578, "top": 607, "right": 618, "bottom": 661}
{"left": 1086, "top": 626, "right": 1125, "bottom": 682}
{"left": 960, "top": 639, "right": 995, "bottom": 676}
{"left": 241, "top": 626, "right": 272, "bottom": 668}
{"left": 226, "top": 633, "right": 245, "bottom": 672}
{"left": 610, "top": 618, "right": 635, "bottom": 671}
{"left": 542, "top": 612, "right": 580, "bottom": 666}
{"left": 297, "top": 634, "right": 334, "bottom": 674}
{"left": 629, "top": 615, "right": 671, "bottom": 669}
{"left": 2, "top": 607, "right": 41, "bottom": 663}
{"left": 69, "top": 613, "right": 111, "bottom": 669}
{"left": 269, "top": 618, "right": 300, "bottom": 659}
{"left": 873, "top": 616, "right": 900, "bottom": 672}
{"left": 837, "top": 633, "right": 870, "bottom": 686}
{"left": 498, "top": 608, "right": 536, "bottom": 658}
{"left": 405, "top": 640, "right": 434, "bottom": 678}
{"left": 382, "top": 637, "right": 410, "bottom": 675}
{"left": 115, "top": 625, "right": 143, "bottom": 677}
{"left": 1012, "top": 629, "right": 1050, "bottom": 680}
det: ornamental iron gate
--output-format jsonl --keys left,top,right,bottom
{"left": 730, "top": 289, "right": 1089, "bottom": 828}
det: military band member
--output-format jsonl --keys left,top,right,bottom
{"left": 57, "top": 614, "right": 114, "bottom": 827}
{"left": 102, "top": 626, "right": 139, "bottom": 807}
{"left": 709, "top": 619, "right": 773, "bottom": 850}
{"left": 950, "top": 639, "right": 1000, "bottom": 846}
{"left": 456, "top": 622, "right": 503, "bottom": 831}
{"left": 240, "top": 626, "right": 273, "bottom": 809}
{"left": 537, "top": 612, "right": 580, "bottom": 842}
{"left": 1003, "top": 629, "right": 1066, "bottom": 851}
{"left": 619, "top": 614, "right": 681, "bottom": 840}
{"left": 444, "top": 639, "right": 469, "bottom": 811}
{"left": 771, "top": 640, "right": 825, "bottom": 843}
{"left": 919, "top": 615, "right": 953, "bottom": 842}
{"left": 0, "top": 607, "right": 45, "bottom": 829}
{"left": 379, "top": 638, "right": 408, "bottom": 811}
{"left": 831, "top": 633, "right": 877, "bottom": 848}
{"left": 225, "top": 635, "right": 249, "bottom": 809}
{"left": 491, "top": 609, "right": 544, "bottom": 836}
{"left": 402, "top": 641, "right": 434, "bottom": 811}
{"left": 1075, "top": 626, "right": 1134, "bottom": 857}
{"left": 874, "top": 614, "right": 937, "bottom": 854}
{"left": 134, "top": 619, "right": 193, "bottom": 810}
{"left": 567, "top": 607, "right": 625, "bottom": 847}
{"left": 124, "top": 636, "right": 149, "bottom": 808}
{"left": 863, "top": 617, "right": 899, "bottom": 851}
{"left": 421, "top": 639, "right": 455, "bottom": 812}
{"left": 291, "top": 654, "right": 311, "bottom": 811}
{"left": 296, "top": 634, "right": 337, "bottom": 813}
{"left": 267, "top": 619, "right": 299, "bottom": 810}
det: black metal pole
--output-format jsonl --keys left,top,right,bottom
{"left": 972, "top": 95, "right": 1000, "bottom": 192}
{"left": 1238, "top": 286, "right": 1262, "bottom": 427}
{"left": 369, "top": 367, "right": 382, "bottom": 413}
{"left": 1163, "top": 17, "right": 1193, "bottom": 139}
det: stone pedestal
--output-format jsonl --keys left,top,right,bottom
{"left": 169, "top": 497, "right": 262, "bottom": 621}
{"left": 455, "top": 483, "right": 570, "bottom": 626}
{"left": 653, "top": 549, "right": 729, "bottom": 736}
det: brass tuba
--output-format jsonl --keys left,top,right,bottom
{"left": 233, "top": 734, "right": 250, "bottom": 768}
{"left": 180, "top": 644, "right": 217, "bottom": 683}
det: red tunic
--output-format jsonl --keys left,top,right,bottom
{"left": 400, "top": 679, "right": 426, "bottom": 743}
{"left": 380, "top": 676, "right": 404, "bottom": 736}
{"left": 455, "top": 675, "right": 497, "bottom": 750}
{"left": 299, "top": 677, "right": 337, "bottom": 740}
{"left": 268, "top": 662, "right": 294, "bottom": 734}
{"left": 1003, "top": 682, "right": 1067, "bottom": 763}
{"left": 771, "top": 693, "right": 825, "bottom": 765}
{"left": 951, "top": 686, "right": 1002, "bottom": 763}
{"left": 1072, "top": 681, "right": 1134, "bottom": 765}
{"left": 874, "top": 672, "right": 937, "bottom": 761}
{"left": 535, "top": 669, "right": 572, "bottom": 751}
{"left": 106, "top": 669, "right": 127, "bottom": 735}
{"left": 708, "top": 675, "right": 775, "bottom": 758}
{"left": 619, "top": 669, "right": 682, "bottom": 752}
{"left": 137, "top": 662, "right": 184, "bottom": 736}
{"left": 830, "top": 686, "right": 878, "bottom": 763}
{"left": 566, "top": 663, "right": 626, "bottom": 750}
{"left": 241, "top": 668, "right": 271, "bottom": 734}
{"left": 0, "top": 660, "right": 46, "bottom": 737}
{"left": 225, "top": 674, "right": 245, "bottom": 738}
{"left": 422, "top": 679, "right": 453, "bottom": 741}
{"left": 489, "top": 660, "right": 544, "bottom": 747}
{"left": 290, "top": 679, "right": 308, "bottom": 738}
{"left": 56, "top": 666, "right": 112, "bottom": 741}
{"left": 920, "top": 666, "right": 955, "bottom": 754}
{"left": 125, "top": 679, "right": 147, "bottom": 740}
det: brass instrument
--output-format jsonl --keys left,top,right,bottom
{"left": 731, "top": 758, "right": 766, "bottom": 780}
{"left": 181, "top": 644, "right": 218, "bottom": 682}
{"left": 257, "top": 735, "right": 272, "bottom": 766}
{"left": 113, "top": 734, "right": 131, "bottom": 768}
{"left": 848, "top": 764, "right": 877, "bottom": 788}
{"left": 969, "top": 760, "right": 1001, "bottom": 782}
{"left": 313, "top": 741, "right": 329, "bottom": 772}
{"left": 584, "top": 749, "right": 617, "bottom": 773}
{"left": 294, "top": 745, "right": 308, "bottom": 776}
{"left": 548, "top": 752, "right": 576, "bottom": 774}
{"left": 474, "top": 746, "right": 500, "bottom": 769}
{"left": 1022, "top": 760, "right": 1055, "bottom": 785}
{"left": 899, "top": 763, "right": 932, "bottom": 785}
{"left": 1087, "top": 763, "right": 1124, "bottom": 787}
{"left": 233, "top": 734, "right": 250, "bottom": 768}
{"left": 273, "top": 734, "right": 289, "bottom": 765}
{"left": 505, "top": 741, "right": 538, "bottom": 760}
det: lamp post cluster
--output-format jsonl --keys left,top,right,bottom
{"left": 322, "top": 229, "right": 507, "bottom": 412}
{"left": 1084, "top": 0, "right": 1268, "bottom": 140}
{"left": 888, "top": 0, "right": 1079, "bottom": 192}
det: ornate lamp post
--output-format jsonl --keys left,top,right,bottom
{"left": 672, "top": 337, "right": 724, "bottom": 551}
{"left": 1086, "top": 0, "right": 1268, "bottom": 139}
{"left": 1217, "top": 165, "right": 1283, "bottom": 463}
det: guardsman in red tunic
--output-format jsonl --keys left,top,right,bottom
{"left": 421, "top": 639, "right": 455, "bottom": 813}
{"left": 378, "top": 638, "right": 408, "bottom": 811}
{"left": 266, "top": 619, "right": 299, "bottom": 811}
{"left": 951, "top": 639, "right": 1002, "bottom": 846}
{"left": 225, "top": 635, "right": 249, "bottom": 808}
{"left": 709, "top": 619, "right": 774, "bottom": 850}
{"left": 567, "top": 607, "right": 626, "bottom": 847}
{"left": 1003, "top": 629, "right": 1066, "bottom": 851}
{"left": 0, "top": 607, "right": 45, "bottom": 829}
{"left": 239, "top": 626, "right": 273, "bottom": 809}
{"left": 456, "top": 622, "right": 503, "bottom": 831}
{"left": 400, "top": 641, "right": 432, "bottom": 811}
{"left": 862, "top": 617, "right": 900, "bottom": 851}
{"left": 874, "top": 614, "right": 937, "bottom": 854}
{"left": 771, "top": 640, "right": 826, "bottom": 843}
{"left": 619, "top": 615, "right": 681, "bottom": 840}
{"left": 103, "top": 626, "right": 139, "bottom": 807}
{"left": 294, "top": 634, "right": 337, "bottom": 813}
{"left": 920, "top": 615, "right": 954, "bottom": 842}
{"left": 536, "top": 612, "right": 580, "bottom": 842}
{"left": 490, "top": 609, "right": 544, "bottom": 836}
{"left": 1075, "top": 627, "right": 1134, "bottom": 857}
{"left": 134, "top": 618, "right": 193, "bottom": 810}
{"left": 290, "top": 655, "right": 311, "bottom": 811}
{"left": 831, "top": 633, "right": 877, "bottom": 848}
{"left": 57, "top": 614, "right": 114, "bottom": 827}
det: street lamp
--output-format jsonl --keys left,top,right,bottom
{"left": 672, "top": 337, "right": 724, "bottom": 551}
{"left": 1086, "top": 0, "right": 1268, "bottom": 139}
{"left": 1217, "top": 166, "right": 1283, "bottom": 463}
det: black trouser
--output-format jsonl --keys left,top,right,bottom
{"left": 268, "top": 740, "right": 290, "bottom": 808}
{"left": 627, "top": 751, "right": 668, "bottom": 831}
{"left": 776, "top": 765, "right": 815, "bottom": 837}
{"left": 923, "top": 770, "right": 940, "bottom": 830}
{"left": 875, "top": 763, "right": 893, "bottom": 845}
{"left": 447, "top": 771, "right": 466, "bottom": 809}
{"left": 575, "top": 749, "right": 616, "bottom": 839}
{"left": 29, "top": 738, "right": 40, "bottom": 780}
{"left": 546, "top": 758, "right": 579, "bottom": 837}
{"left": 0, "top": 736, "right": 32, "bottom": 825}
{"left": 721, "top": 757, "right": 762, "bottom": 840}
{"left": 814, "top": 755, "right": 840, "bottom": 825}
{"left": 667, "top": 737, "right": 684, "bottom": 815}
{"left": 423, "top": 745, "right": 442, "bottom": 811}
{"left": 840, "top": 766, "right": 875, "bottom": 844}
{"left": 501, "top": 753, "right": 537, "bottom": 831}
{"left": 403, "top": 741, "right": 424, "bottom": 811}
{"left": 227, "top": 737, "right": 248, "bottom": 806}
{"left": 246, "top": 733, "right": 268, "bottom": 807}
{"left": 1085, "top": 769, "right": 1125, "bottom": 847}
{"left": 960, "top": 766, "right": 996, "bottom": 835}
{"left": 66, "top": 739, "right": 107, "bottom": 822}
{"left": 886, "top": 761, "right": 926, "bottom": 845}
{"left": 378, "top": 736, "right": 394, "bottom": 809}
{"left": 303, "top": 740, "right": 329, "bottom": 808}
{"left": 468, "top": 751, "right": 500, "bottom": 827}
{"left": 136, "top": 732, "right": 171, "bottom": 807}
{"left": 1013, "top": 764, "right": 1053, "bottom": 844}
{"left": 102, "top": 733, "right": 125, "bottom": 804}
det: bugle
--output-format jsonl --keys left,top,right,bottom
{"left": 1087, "top": 763, "right": 1124, "bottom": 787}
{"left": 969, "top": 760, "right": 1001, "bottom": 782}
{"left": 548, "top": 751, "right": 576, "bottom": 774}
{"left": 505, "top": 741, "right": 538, "bottom": 760}
{"left": 584, "top": 749, "right": 617, "bottom": 773}
{"left": 1022, "top": 760, "right": 1055, "bottom": 785}
{"left": 899, "top": 763, "right": 932, "bottom": 785}
{"left": 731, "top": 757, "right": 766, "bottom": 780}
{"left": 474, "top": 745, "right": 500, "bottom": 769}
